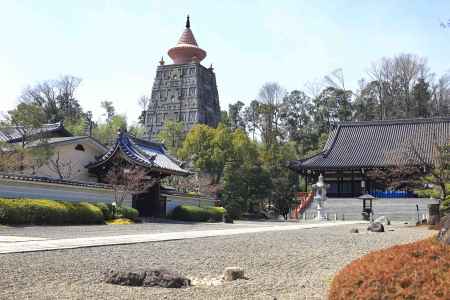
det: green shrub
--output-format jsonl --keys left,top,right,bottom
{"left": 206, "top": 206, "right": 227, "bottom": 222}
{"left": 0, "top": 198, "right": 104, "bottom": 225}
{"left": 0, "top": 199, "right": 69, "bottom": 225}
{"left": 414, "top": 188, "right": 440, "bottom": 198}
{"left": 65, "top": 202, "right": 104, "bottom": 224}
{"left": 117, "top": 206, "right": 139, "bottom": 220}
{"left": 170, "top": 205, "right": 226, "bottom": 222}
{"left": 441, "top": 195, "right": 450, "bottom": 215}
{"left": 92, "top": 202, "right": 113, "bottom": 220}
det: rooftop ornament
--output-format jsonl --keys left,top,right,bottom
{"left": 167, "top": 15, "right": 207, "bottom": 64}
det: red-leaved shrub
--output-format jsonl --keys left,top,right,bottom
{"left": 329, "top": 238, "right": 450, "bottom": 300}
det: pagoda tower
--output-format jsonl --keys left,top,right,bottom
{"left": 145, "top": 16, "right": 221, "bottom": 140}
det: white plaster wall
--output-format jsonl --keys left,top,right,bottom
{"left": 25, "top": 141, "right": 104, "bottom": 182}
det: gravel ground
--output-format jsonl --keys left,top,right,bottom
{"left": 0, "top": 223, "right": 434, "bottom": 300}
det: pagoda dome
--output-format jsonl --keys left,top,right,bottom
{"left": 168, "top": 16, "right": 207, "bottom": 64}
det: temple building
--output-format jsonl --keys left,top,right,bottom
{"left": 144, "top": 16, "right": 221, "bottom": 140}
{"left": 87, "top": 130, "right": 193, "bottom": 217}
{"left": 289, "top": 118, "right": 450, "bottom": 197}
{"left": 0, "top": 122, "right": 107, "bottom": 182}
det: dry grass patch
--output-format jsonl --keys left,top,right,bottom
{"left": 329, "top": 237, "right": 450, "bottom": 300}
{"left": 106, "top": 218, "right": 134, "bottom": 225}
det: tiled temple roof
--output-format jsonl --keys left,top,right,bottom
{"left": 87, "top": 131, "right": 191, "bottom": 176}
{"left": 290, "top": 117, "right": 450, "bottom": 171}
{"left": 0, "top": 122, "right": 70, "bottom": 143}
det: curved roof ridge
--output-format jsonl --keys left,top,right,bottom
{"left": 323, "top": 125, "right": 341, "bottom": 158}
{"left": 338, "top": 117, "right": 450, "bottom": 127}
{"left": 129, "top": 135, "right": 165, "bottom": 151}
{"left": 129, "top": 134, "right": 184, "bottom": 166}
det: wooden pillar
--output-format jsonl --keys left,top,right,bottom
{"left": 305, "top": 172, "right": 308, "bottom": 193}
{"left": 351, "top": 169, "right": 355, "bottom": 197}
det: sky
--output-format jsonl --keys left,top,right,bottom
{"left": 1, "top": 0, "right": 449, "bottom": 123}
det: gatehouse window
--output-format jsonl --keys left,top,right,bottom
{"left": 75, "top": 144, "right": 85, "bottom": 152}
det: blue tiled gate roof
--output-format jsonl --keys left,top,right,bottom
{"left": 87, "top": 131, "right": 190, "bottom": 176}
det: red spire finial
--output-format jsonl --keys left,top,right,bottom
{"left": 168, "top": 15, "right": 207, "bottom": 64}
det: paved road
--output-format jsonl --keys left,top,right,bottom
{"left": 0, "top": 221, "right": 364, "bottom": 254}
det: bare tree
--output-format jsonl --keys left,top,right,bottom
{"left": 0, "top": 142, "right": 20, "bottom": 172}
{"left": 162, "top": 173, "right": 221, "bottom": 198}
{"left": 20, "top": 75, "right": 82, "bottom": 122}
{"left": 368, "top": 54, "right": 430, "bottom": 119}
{"left": 410, "top": 141, "right": 449, "bottom": 200}
{"left": 106, "top": 164, "right": 157, "bottom": 207}
{"left": 430, "top": 73, "right": 450, "bottom": 116}
{"left": 138, "top": 95, "right": 151, "bottom": 126}
{"left": 47, "top": 151, "right": 74, "bottom": 180}
{"left": 367, "top": 165, "right": 425, "bottom": 191}
{"left": 100, "top": 100, "right": 115, "bottom": 122}
{"left": 324, "top": 68, "right": 347, "bottom": 90}
{"left": 304, "top": 79, "right": 324, "bottom": 99}
{"left": 368, "top": 57, "right": 393, "bottom": 120}
{"left": 258, "top": 82, "right": 286, "bottom": 147}
{"left": 368, "top": 134, "right": 449, "bottom": 200}
{"left": 244, "top": 100, "right": 261, "bottom": 141}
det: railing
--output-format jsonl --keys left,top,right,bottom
{"left": 290, "top": 192, "right": 314, "bottom": 219}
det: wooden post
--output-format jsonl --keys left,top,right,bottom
{"left": 305, "top": 173, "right": 308, "bottom": 193}
{"left": 428, "top": 204, "right": 440, "bottom": 225}
{"left": 351, "top": 169, "right": 355, "bottom": 197}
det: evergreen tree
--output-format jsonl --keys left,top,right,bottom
{"left": 412, "top": 78, "right": 432, "bottom": 117}
{"left": 353, "top": 80, "right": 380, "bottom": 121}
{"left": 156, "top": 120, "right": 185, "bottom": 154}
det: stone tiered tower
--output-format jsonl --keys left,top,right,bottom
{"left": 145, "top": 16, "right": 221, "bottom": 140}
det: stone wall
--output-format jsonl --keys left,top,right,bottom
{"left": 144, "top": 62, "right": 221, "bottom": 140}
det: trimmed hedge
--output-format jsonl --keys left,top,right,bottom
{"left": 92, "top": 202, "right": 113, "bottom": 220}
{"left": 206, "top": 206, "right": 226, "bottom": 222}
{"left": 117, "top": 206, "right": 139, "bottom": 221}
{"left": 329, "top": 238, "right": 450, "bottom": 299}
{"left": 0, "top": 198, "right": 104, "bottom": 225}
{"left": 170, "top": 205, "right": 226, "bottom": 222}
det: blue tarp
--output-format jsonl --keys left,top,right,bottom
{"left": 369, "top": 191, "right": 415, "bottom": 198}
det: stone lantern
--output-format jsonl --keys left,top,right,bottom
{"left": 312, "top": 174, "right": 328, "bottom": 220}
{"left": 358, "top": 193, "right": 375, "bottom": 221}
